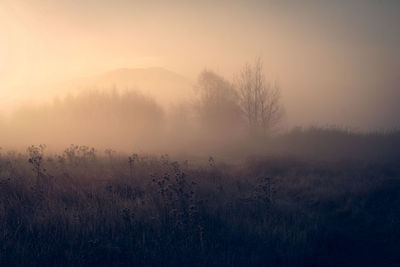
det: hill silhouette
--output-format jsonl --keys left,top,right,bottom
{"left": 1, "top": 67, "right": 194, "bottom": 112}
{"left": 63, "top": 67, "right": 194, "bottom": 107}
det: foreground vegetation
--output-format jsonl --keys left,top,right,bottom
{"left": 0, "top": 143, "right": 399, "bottom": 266}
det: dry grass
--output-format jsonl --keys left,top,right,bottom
{"left": 0, "top": 145, "right": 399, "bottom": 266}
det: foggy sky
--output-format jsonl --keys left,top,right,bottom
{"left": 0, "top": 0, "right": 399, "bottom": 130}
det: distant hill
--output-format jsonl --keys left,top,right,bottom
{"left": 68, "top": 67, "right": 195, "bottom": 107}
{"left": 1, "top": 67, "right": 195, "bottom": 113}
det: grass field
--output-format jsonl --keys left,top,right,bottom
{"left": 1, "top": 139, "right": 399, "bottom": 266}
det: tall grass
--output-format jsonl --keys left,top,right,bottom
{"left": 0, "top": 145, "right": 399, "bottom": 266}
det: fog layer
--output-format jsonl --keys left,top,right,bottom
{"left": 1, "top": 1, "right": 399, "bottom": 130}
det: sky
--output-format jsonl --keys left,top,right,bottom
{"left": 0, "top": 0, "right": 399, "bottom": 130}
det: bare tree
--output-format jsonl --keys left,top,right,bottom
{"left": 236, "top": 57, "right": 284, "bottom": 135}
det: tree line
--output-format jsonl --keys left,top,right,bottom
{"left": 0, "top": 58, "right": 284, "bottom": 151}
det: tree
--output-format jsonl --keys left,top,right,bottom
{"left": 236, "top": 57, "right": 284, "bottom": 135}
{"left": 195, "top": 70, "right": 243, "bottom": 135}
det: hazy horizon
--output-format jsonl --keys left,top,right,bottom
{"left": 1, "top": 0, "right": 400, "bottom": 130}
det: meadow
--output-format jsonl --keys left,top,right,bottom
{"left": 2, "top": 1, "right": 400, "bottom": 266}
{"left": 1, "top": 129, "right": 399, "bottom": 266}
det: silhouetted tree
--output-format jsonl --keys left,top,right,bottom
{"left": 236, "top": 58, "right": 284, "bottom": 135}
{"left": 195, "top": 70, "right": 243, "bottom": 135}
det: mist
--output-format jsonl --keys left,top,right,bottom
{"left": 0, "top": 67, "right": 267, "bottom": 154}
{"left": 1, "top": 0, "right": 400, "bottom": 131}
{"left": 1, "top": 2, "right": 400, "bottom": 266}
